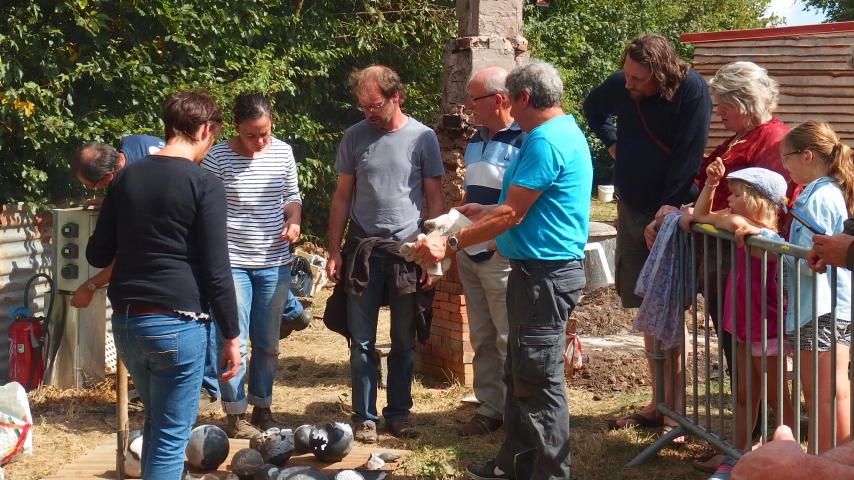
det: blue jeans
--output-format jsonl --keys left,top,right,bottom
{"left": 347, "top": 254, "right": 416, "bottom": 424}
{"left": 201, "top": 324, "right": 219, "bottom": 398}
{"left": 218, "top": 265, "right": 290, "bottom": 414}
{"left": 282, "top": 289, "right": 304, "bottom": 319}
{"left": 112, "top": 313, "right": 207, "bottom": 480}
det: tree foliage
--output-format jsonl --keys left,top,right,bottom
{"left": 2, "top": 0, "right": 778, "bottom": 238}
{"left": 0, "top": 0, "right": 455, "bottom": 239}
{"left": 803, "top": 0, "right": 854, "bottom": 21}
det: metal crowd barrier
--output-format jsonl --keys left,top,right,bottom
{"left": 627, "top": 222, "right": 854, "bottom": 466}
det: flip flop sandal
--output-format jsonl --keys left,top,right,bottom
{"left": 607, "top": 412, "right": 664, "bottom": 430}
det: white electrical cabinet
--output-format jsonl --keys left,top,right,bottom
{"left": 52, "top": 207, "right": 103, "bottom": 293}
{"left": 49, "top": 207, "right": 107, "bottom": 388}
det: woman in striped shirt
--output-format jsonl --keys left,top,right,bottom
{"left": 202, "top": 92, "right": 302, "bottom": 439}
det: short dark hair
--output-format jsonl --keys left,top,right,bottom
{"left": 622, "top": 34, "right": 689, "bottom": 101}
{"left": 70, "top": 141, "right": 119, "bottom": 183}
{"left": 348, "top": 65, "right": 406, "bottom": 104}
{"left": 232, "top": 92, "right": 273, "bottom": 124}
{"left": 162, "top": 91, "right": 222, "bottom": 143}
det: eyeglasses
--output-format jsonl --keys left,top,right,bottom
{"left": 782, "top": 150, "right": 802, "bottom": 158}
{"left": 468, "top": 92, "right": 498, "bottom": 103}
{"left": 356, "top": 99, "right": 387, "bottom": 114}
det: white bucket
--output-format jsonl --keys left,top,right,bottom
{"left": 597, "top": 184, "right": 614, "bottom": 203}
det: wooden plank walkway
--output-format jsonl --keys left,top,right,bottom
{"left": 44, "top": 436, "right": 408, "bottom": 479}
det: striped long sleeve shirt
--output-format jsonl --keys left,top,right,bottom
{"left": 202, "top": 137, "right": 302, "bottom": 268}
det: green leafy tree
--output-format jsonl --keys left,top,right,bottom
{"left": 803, "top": 0, "right": 854, "bottom": 21}
{"left": 0, "top": 0, "right": 454, "bottom": 239}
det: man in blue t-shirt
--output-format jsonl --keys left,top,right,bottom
{"left": 456, "top": 66, "right": 526, "bottom": 438}
{"left": 415, "top": 60, "right": 592, "bottom": 480}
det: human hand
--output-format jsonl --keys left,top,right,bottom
{"left": 643, "top": 220, "right": 658, "bottom": 250}
{"left": 706, "top": 157, "right": 725, "bottom": 186}
{"left": 83, "top": 197, "right": 103, "bottom": 209}
{"left": 281, "top": 222, "right": 301, "bottom": 243}
{"left": 731, "top": 218, "right": 760, "bottom": 248}
{"left": 807, "top": 246, "right": 827, "bottom": 273}
{"left": 654, "top": 204, "right": 680, "bottom": 220}
{"left": 218, "top": 337, "right": 241, "bottom": 381}
{"left": 607, "top": 144, "right": 616, "bottom": 159}
{"left": 419, "top": 269, "right": 434, "bottom": 292}
{"left": 731, "top": 425, "right": 806, "bottom": 480}
{"left": 70, "top": 283, "right": 95, "bottom": 308}
{"left": 678, "top": 211, "right": 694, "bottom": 233}
{"left": 327, "top": 250, "right": 343, "bottom": 283}
{"left": 413, "top": 234, "right": 448, "bottom": 265}
{"left": 810, "top": 233, "right": 854, "bottom": 271}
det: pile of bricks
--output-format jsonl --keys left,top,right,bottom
{"left": 415, "top": 257, "right": 474, "bottom": 385}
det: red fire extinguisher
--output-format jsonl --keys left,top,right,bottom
{"left": 7, "top": 273, "right": 54, "bottom": 391}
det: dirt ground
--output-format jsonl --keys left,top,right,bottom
{"left": 569, "top": 287, "right": 651, "bottom": 394}
{"left": 6, "top": 282, "right": 712, "bottom": 480}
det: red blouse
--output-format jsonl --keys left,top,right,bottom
{"left": 696, "top": 118, "right": 796, "bottom": 212}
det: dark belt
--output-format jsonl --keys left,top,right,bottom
{"left": 115, "top": 302, "right": 178, "bottom": 317}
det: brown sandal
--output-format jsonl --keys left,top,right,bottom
{"left": 458, "top": 413, "right": 502, "bottom": 436}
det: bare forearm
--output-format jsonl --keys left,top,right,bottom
{"left": 457, "top": 204, "right": 518, "bottom": 249}
{"left": 695, "top": 184, "right": 715, "bottom": 217}
{"left": 90, "top": 261, "right": 114, "bottom": 287}
{"left": 327, "top": 199, "right": 349, "bottom": 254}
{"left": 284, "top": 202, "right": 302, "bottom": 225}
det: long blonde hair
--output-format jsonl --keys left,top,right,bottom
{"left": 784, "top": 121, "right": 854, "bottom": 216}
{"left": 729, "top": 180, "right": 786, "bottom": 231}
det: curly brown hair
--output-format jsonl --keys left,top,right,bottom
{"left": 622, "top": 34, "right": 689, "bottom": 102}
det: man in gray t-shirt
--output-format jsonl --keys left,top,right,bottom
{"left": 326, "top": 65, "right": 443, "bottom": 442}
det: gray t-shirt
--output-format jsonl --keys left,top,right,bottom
{"left": 335, "top": 117, "right": 443, "bottom": 240}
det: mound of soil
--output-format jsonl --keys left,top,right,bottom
{"left": 567, "top": 286, "right": 650, "bottom": 393}
{"left": 572, "top": 286, "right": 636, "bottom": 336}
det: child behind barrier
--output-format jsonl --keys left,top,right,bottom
{"left": 691, "top": 160, "right": 794, "bottom": 477}
{"left": 739, "top": 121, "right": 853, "bottom": 454}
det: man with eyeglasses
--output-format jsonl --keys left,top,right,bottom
{"left": 413, "top": 59, "right": 591, "bottom": 480}
{"left": 455, "top": 66, "right": 526, "bottom": 438}
{"left": 325, "top": 64, "right": 443, "bottom": 443}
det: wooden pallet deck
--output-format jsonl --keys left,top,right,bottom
{"left": 44, "top": 435, "right": 408, "bottom": 479}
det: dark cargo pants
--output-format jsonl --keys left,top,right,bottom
{"left": 495, "top": 259, "right": 585, "bottom": 480}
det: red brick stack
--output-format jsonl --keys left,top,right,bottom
{"left": 416, "top": 256, "right": 474, "bottom": 385}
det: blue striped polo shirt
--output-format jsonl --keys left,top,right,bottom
{"left": 463, "top": 122, "right": 525, "bottom": 261}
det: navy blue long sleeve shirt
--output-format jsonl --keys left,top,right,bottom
{"left": 87, "top": 155, "right": 240, "bottom": 339}
{"left": 583, "top": 69, "right": 712, "bottom": 214}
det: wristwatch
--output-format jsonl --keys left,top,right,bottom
{"left": 86, "top": 280, "right": 97, "bottom": 292}
{"left": 447, "top": 234, "right": 460, "bottom": 252}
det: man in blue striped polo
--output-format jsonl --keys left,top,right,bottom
{"left": 457, "top": 66, "right": 526, "bottom": 437}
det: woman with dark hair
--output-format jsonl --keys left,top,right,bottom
{"left": 202, "top": 92, "right": 302, "bottom": 439}
{"left": 87, "top": 91, "right": 240, "bottom": 479}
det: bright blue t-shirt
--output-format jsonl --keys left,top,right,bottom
{"left": 495, "top": 114, "right": 592, "bottom": 261}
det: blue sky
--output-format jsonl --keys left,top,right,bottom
{"left": 767, "top": 0, "right": 828, "bottom": 25}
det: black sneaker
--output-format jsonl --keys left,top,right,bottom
{"left": 466, "top": 460, "right": 512, "bottom": 480}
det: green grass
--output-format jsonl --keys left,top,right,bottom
{"left": 590, "top": 197, "right": 617, "bottom": 224}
